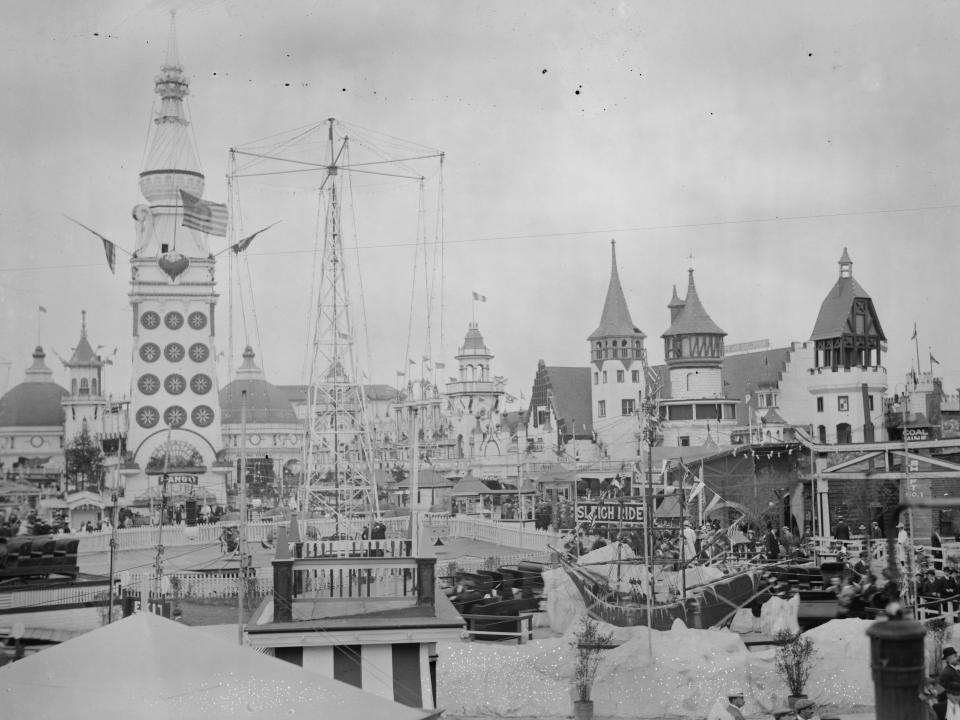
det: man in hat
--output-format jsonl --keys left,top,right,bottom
{"left": 792, "top": 697, "right": 816, "bottom": 719}
{"left": 852, "top": 550, "right": 869, "bottom": 578}
{"left": 870, "top": 520, "right": 883, "bottom": 539}
{"left": 944, "top": 679, "right": 960, "bottom": 720}
{"left": 922, "top": 568, "right": 945, "bottom": 606}
{"left": 724, "top": 688, "right": 746, "bottom": 720}
{"left": 833, "top": 516, "right": 851, "bottom": 541}
{"left": 941, "top": 647, "right": 960, "bottom": 691}
{"left": 705, "top": 689, "right": 745, "bottom": 720}
{"left": 944, "top": 567, "right": 960, "bottom": 607}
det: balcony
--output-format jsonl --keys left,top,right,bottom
{"left": 269, "top": 526, "right": 437, "bottom": 624}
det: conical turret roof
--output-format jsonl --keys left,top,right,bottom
{"left": 662, "top": 269, "right": 726, "bottom": 337}
{"left": 588, "top": 241, "right": 645, "bottom": 341}
{"left": 66, "top": 311, "right": 101, "bottom": 367}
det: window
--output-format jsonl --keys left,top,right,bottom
{"left": 616, "top": 370, "right": 624, "bottom": 383}
{"left": 621, "top": 399, "right": 635, "bottom": 416}
{"left": 602, "top": 371, "right": 607, "bottom": 384}
{"left": 757, "top": 391, "right": 778, "bottom": 408}
{"left": 816, "top": 397, "right": 824, "bottom": 413}
{"left": 597, "top": 400, "right": 606, "bottom": 418}
{"left": 838, "top": 395, "right": 849, "bottom": 412}
{"left": 679, "top": 436, "right": 690, "bottom": 447}
{"left": 593, "top": 372, "right": 598, "bottom": 386}
{"left": 818, "top": 425, "right": 827, "bottom": 443}
{"left": 869, "top": 395, "right": 874, "bottom": 411}
{"left": 631, "top": 369, "right": 640, "bottom": 383}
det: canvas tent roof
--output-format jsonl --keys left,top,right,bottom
{"left": 0, "top": 611, "right": 436, "bottom": 720}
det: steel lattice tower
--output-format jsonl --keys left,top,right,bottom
{"left": 299, "top": 120, "right": 379, "bottom": 533}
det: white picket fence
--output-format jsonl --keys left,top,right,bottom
{"left": 120, "top": 571, "right": 273, "bottom": 599}
{"left": 77, "top": 517, "right": 409, "bottom": 553}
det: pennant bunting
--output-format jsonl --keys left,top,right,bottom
{"left": 931, "top": 352, "right": 940, "bottom": 365}
{"left": 231, "top": 221, "right": 279, "bottom": 253}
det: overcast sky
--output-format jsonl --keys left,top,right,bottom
{"left": 2, "top": 0, "right": 959, "bottom": 406}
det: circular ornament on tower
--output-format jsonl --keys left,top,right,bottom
{"left": 30, "top": 435, "right": 43, "bottom": 448}
{"left": 138, "top": 374, "right": 160, "bottom": 395}
{"left": 191, "top": 405, "right": 215, "bottom": 428}
{"left": 188, "top": 311, "right": 207, "bottom": 330}
{"left": 164, "top": 374, "right": 186, "bottom": 395}
{"left": 164, "top": 311, "right": 184, "bottom": 330}
{"left": 163, "top": 405, "right": 187, "bottom": 428}
{"left": 140, "top": 311, "right": 161, "bottom": 330}
{"left": 139, "top": 342, "right": 161, "bottom": 363}
{"left": 164, "top": 343, "right": 186, "bottom": 363}
{"left": 188, "top": 343, "right": 210, "bottom": 363}
{"left": 136, "top": 406, "right": 159, "bottom": 429}
{"left": 190, "top": 374, "right": 212, "bottom": 395}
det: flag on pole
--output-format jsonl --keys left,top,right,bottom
{"left": 409, "top": 358, "right": 416, "bottom": 365}
{"left": 396, "top": 370, "right": 406, "bottom": 377}
{"left": 435, "top": 362, "right": 445, "bottom": 369}
{"left": 64, "top": 215, "right": 121, "bottom": 273}
{"left": 911, "top": 323, "right": 917, "bottom": 341}
{"left": 38, "top": 305, "right": 47, "bottom": 313}
{"left": 179, "top": 190, "right": 228, "bottom": 237}
{"left": 931, "top": 352, "right": 940, "bottom": 365}
{"left": 472, "top": 291, "right": 487, "bottom": 302}
{"left": 231, "top": 222, "right": 279, "bottom": 253}
{"left": 101, "top": 237, "right": 117, "bottom": 274}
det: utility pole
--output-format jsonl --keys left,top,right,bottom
{"left": 238, "top": 390, "right": 247, "bottom": 645}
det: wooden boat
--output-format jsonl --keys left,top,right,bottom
{"left": 558, "top": 550, "right": 769, "bottom": 630}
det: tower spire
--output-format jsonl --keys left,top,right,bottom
{"left": 588, "top": 239, "right": 643, "bottom": 340}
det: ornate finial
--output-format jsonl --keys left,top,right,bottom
{"left": 81, "top": 309, "right": 87, "bottom": 338}
{"left": 154, "top": 11, "right": 189, "bottom": 114}
{"left": 688, "top": 250, "right": 694, "bottom": 271}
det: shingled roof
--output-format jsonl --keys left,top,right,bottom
{"left": 543, "top": 366, "right": 593, "bottom": 438}
{"left": 588, "top": 241, "right": 645, "bottom": 341}
{"left": 810, "top": 249, "right": 883, "bottom": 341}
{"left": 662, "top": 269, "right": 725, "bottom": 337}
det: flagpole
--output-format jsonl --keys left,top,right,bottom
{"left": 914, "top": 327, "right": 921, "bottom": 378}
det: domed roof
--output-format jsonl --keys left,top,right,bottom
{"left": 219, "top": 347, "right": 297, "bottom": 425}
{"left": 0, "top": 347, "right": 68, "bottom": 427}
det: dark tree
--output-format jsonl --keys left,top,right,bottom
{"left": 65, "top": 426, "right": 104, "bottom": 492}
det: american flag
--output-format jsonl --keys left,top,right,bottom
{"left": 180, "top": 189, "right": 228, "bottom": 237}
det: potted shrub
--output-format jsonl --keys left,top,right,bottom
{"left": 774, "top": 630, "right": 818, "bottom": 708}
{"left": 571, "top": 616, "right": 615, "bottom": 720}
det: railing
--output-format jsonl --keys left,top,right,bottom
{"left": 119, "top": 571, "right": 272, "bottom": 599}
{"left": 297, "top": 539, "right": 413, "bottom": 558}
{"left": 296, "top": 562, "right": 418, "bottom": 599}
{"left": 77, "top": 516, "right": 408, "bottom": 553}
{"left": 0, "top": 578, "right": 116, "bottom": 614}
{"left": 79, "top": 513, "right": 557, "bottom": 556}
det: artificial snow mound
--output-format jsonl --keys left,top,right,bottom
{"left": 438, "top": 616, "right": 875, "bottom": 718}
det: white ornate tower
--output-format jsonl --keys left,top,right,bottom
{"left": 588, "top": 240, "right": 647, "bottom": 460}
{"left": 126, "top": 15, "right": 224, "bottom": 502}
{"left": 62, "top": 310, "right": 106, "bottom": 443}
{"left": 444, "top": 323, "right": 506, "bottom": 458}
